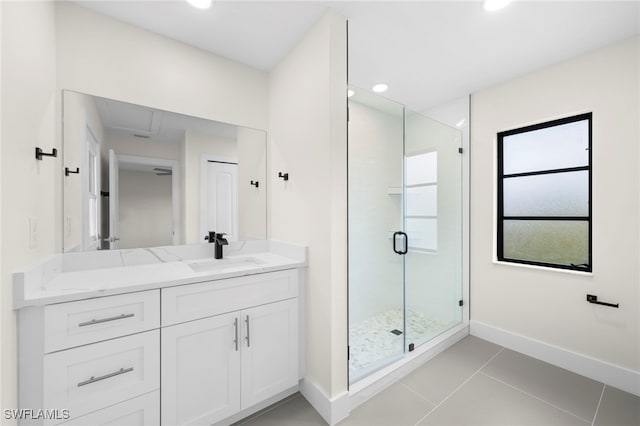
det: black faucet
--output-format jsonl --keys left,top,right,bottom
{"left": 205, "top": 231, "right": 228, "bottom": 259}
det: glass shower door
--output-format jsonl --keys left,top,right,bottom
{"left": 403, "top": 110, "right": 463, "bottom": 350}
{"left": 348, "top": 89, "right": 405, "bottom": 383}
{"left": 348, "top": 88, "right": 464, "bottom": 384}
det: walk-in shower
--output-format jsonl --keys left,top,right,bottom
{"left": 348, "top": 87, "right": 464, "bottom": 384}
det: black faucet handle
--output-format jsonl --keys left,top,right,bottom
{"left": 215, "top": 232, "right": 229, "bottom": 245}
{"left": 205, "top": 231, "right": 217, "bottom": 242}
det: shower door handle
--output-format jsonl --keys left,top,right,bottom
{"left": 393, "top": 231, "right": 408, "bottom": 255}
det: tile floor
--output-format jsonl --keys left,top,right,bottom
{"left": 234, "top": 336, "right": 640, "bottom": 426}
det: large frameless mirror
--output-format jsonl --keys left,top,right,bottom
{"left": 62, "top": 90, "right": 267, "bottom": 251}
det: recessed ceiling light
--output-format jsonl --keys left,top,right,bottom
{"left": 483, "top": 0, "right": 512, "bottom": 12}
{"left": 372, "top": 83, "right": 388, "bottom": 93}
{"left": 186, "top": 0, "right": 212, "bottom": 9}
{"left": 347, "top": 89, "right": 355, "bottom": 98}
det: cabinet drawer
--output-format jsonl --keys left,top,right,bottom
{"left": 162, "top": 269, "right": 298, "bottom": 326}
{"left": 43, "top": 330, "right": 159, "bottom": 422}
{"left": 44, "top": 290, "right": 160, "bottom": 353}
{"left": 57, "top": 391, "right": 159, "bottom": 426}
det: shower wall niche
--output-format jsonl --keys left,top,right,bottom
{"left": 348, "top": 88, "right": 463, "bottom": 383}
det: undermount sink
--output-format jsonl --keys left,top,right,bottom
{"left": 186, "top": 257, "right": 264, "bottom": 273}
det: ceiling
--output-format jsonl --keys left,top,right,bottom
{"left": 74, "top": 0, "right": 639, "bottom": 112}
{"left": 94, "top": 94, "right": 238, "bottom": 143}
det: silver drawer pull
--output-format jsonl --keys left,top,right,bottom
{"left": 77, "top": 367, "right": 134, "bottom": 387}
{"left": 78, "top": 313, "right": 134, "bottom": 327}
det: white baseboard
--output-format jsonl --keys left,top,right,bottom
{"left": 299, "top": 378, "right": 349, "bottom": 426}
{"left": 470, "top": 320, "right": 640, "bottom": 397}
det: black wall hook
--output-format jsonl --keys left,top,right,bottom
{"left": 278, "top": 172, "right": 289, "bottom": 181}
{"left": 65, "top": 167, "right": 80, "bottom": 176}
{"left": 250, "top": 180, "right": 259, "bottom": 188}
{"left": 35, "top": 147, "right": 57, "bottom": 160}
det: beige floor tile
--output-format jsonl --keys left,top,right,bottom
{"left": 400, "top": 335, "right": 502, "bottom": 404}
{"left": 594, "top": 385, "right": 640, "bottom": 426}
{"left": 481, "top": 348, "right": 604, "bottom": 421}
{"left": 234, "top": 394, "right": 328, "bottom": 426}
{"left": 338, "top": 383, "right": 434, "bottom": 426}
{"left": 419, "top": 373, "right": 589, "bottom": 426}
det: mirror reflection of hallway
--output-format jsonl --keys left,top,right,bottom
{"left": 108, "top": 150, "right": 179, "bottom": 249}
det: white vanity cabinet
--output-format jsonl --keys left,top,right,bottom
{"left": 16, "top": 253, "right": 304, "bottom": 426}
{"left": 17, "top": 290, "right": 161, "bottom": 426}
{"left": 161, "top": 269, "right": 300, "bottom": 426}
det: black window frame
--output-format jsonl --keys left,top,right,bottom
{"left": 497, "top": 113, "right": 592, "bottom": 272}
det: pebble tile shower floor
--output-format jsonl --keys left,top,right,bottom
{"left": 349, "top": 308, "right": 456, "bottom": 380}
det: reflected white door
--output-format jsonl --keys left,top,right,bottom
{"left": 201, "top": 160, "right": 238, "bottom": 241}
{"left": 83, "top": 125, "right": 100, "bottom": 251}
{"left": 108, "top": 149, "right": 120, "bottom": 249}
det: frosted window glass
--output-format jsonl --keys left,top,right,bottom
{"left": 503, "top": 171, "right": 588, "bottom": 217}
{"left": 503, "top": 120, "right": 589, "bottom": 174}
{"left": 406, "top": 186, "right": 437, "bottom": 217}
{"left": 406, "top": 151, "right": 437, "bottom": 185}
{"left": 503, "top": 220, "right": 589, "bottom": 266}
{"left": 406, "top": 218, "right": 437, "bottom": 251}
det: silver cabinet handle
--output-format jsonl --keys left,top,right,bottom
{"left": 77, "top": 367, "right": 133, "bottom": 387}
{"left": 79, "top": 313, "right": 134, "bottom": 327}
{"left": 234, "top": 317, "right": 239, "bottom": 351}
{"left": 245, "top": 315, "right": 250, "bottom": 348}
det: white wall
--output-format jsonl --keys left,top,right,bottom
{"left": 118, "top": 169, "right": 173, "bottom": 249}
{"left": 470, "top": 37, "right": 639, "bottom": 373}
{"left": 55, "top": 1, "right": 268, "bottom": 131}
{"left": 269, "top": 9, "right": 348, "bottom": 416}
{"left": 237, "top": 127, "right": 267, "bottom": 240}
{"left": 1, "top": 0, "right": 58, "bottom": 417}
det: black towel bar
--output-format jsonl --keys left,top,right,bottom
{"left": 35, "top": 147, "right": 57, "bottom": 160}
{"left": 586, "top": 294, "right": 619, "bottom": 308}
{"left": 65, "top": 167, "right": 80, "bottom": 176}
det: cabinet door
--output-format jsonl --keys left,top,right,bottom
{"left": 161, "top": 312, "right": 241, "bottom": 426}
{"left": 240, "top": 298, "right": 299, "bottom": 408}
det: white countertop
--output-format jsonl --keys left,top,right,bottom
{"left": 13, "top": 240, "right": 307, "bottom": 308}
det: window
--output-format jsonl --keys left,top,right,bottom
{"left": 406, "top": 151, "right": 437, "bottom": 252}
{"left": 497, "top": 113, "right": 592, "bottom": 272}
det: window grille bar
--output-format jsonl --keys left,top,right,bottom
{"left": 504, "top": 166, "right": 589, "bottom": 179}
{"left": 502, "top": 216, "right": 589, "bottom": 221}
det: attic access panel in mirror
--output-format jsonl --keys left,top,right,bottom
{"left": 62, "top": 90, "right": 267, "bottom": 252}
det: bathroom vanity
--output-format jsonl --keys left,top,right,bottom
{"left": 13, "top": 240, "right": 307, "bottom": 426}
